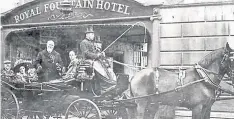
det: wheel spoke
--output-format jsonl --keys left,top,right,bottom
{"left": 103, "top": 108, "right": 123, "bottom": 119}
{"left": 83, "top": 104, "right": 89, "bottom": 117}
{"left": 73, "top": 104, "right": 82, "bottom": 116}
{"left": 113, "top": 110, "right": 117, "bottom": 115}
{"left": 79, "top": 103, "right": 85, "bottom": 117}
{"left": 85, "top": 105, "right": 93, "bottom": 117}
{"left": 87, "top": 114, "right": 97, "bottom": 119}
{"left": 106, "top": 110, "right": 110, "bottom": 115}
{"left": 69, "top": 110, "right": 80, "bottom": 117}
{"left": 2, "top": 113, "right": 8, "bottom": 119}
{"left": 8, "top": 100, "right": 15, "bottom": 105}
{"left": 111, "top": 109, "right": 114, "bottom": 114}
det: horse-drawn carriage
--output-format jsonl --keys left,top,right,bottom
{"left": 2, "top": 45, "right": 234, "bottom": 119}
{"left": 2, "top": 32, "right": 234, "bottom": 119}
{"left": 1, "top": 60, "right": 134, "bottom": 119}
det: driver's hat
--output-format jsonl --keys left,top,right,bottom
{"left": 85, "top": 25, "right": 94, "bottom": 34}
{"left": 227, "top": 38, "right": 234, "bottom": 50}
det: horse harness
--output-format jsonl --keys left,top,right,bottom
{"left": 194, "top": 49, "right": 234, "bottom": 98}
{"left": 153, "top": 63, "right": 229, "bottom": 98}
{"left": 154, "top": 67, "right": 186, "bottom": 95}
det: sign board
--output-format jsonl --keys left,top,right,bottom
{"left": 2, "top": 0, "right": 153, "bottom": 25}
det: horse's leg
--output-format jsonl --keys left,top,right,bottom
{"left": 135, "top": 99, "right": 148, "bottom": 119}
{"left": 203, "top": 106, "right": 211, "bottom": 119}
{"left": 192, "top": 104, "right": 203, "bottom": 119}
{"left": 203, "top": 99, "right": 215, "bottom": 119}
{"left": 154, "top": 105, "right": 175, "bottom": 119}
{"left": 144, "top": 102, "right": 159, "bottom": 119}
{"left": 127, "top": 106, "right": 137, "bottom": 119}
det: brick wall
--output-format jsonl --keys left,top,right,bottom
{"left": 159, "top": 4, "right": 234, "bottom": 68}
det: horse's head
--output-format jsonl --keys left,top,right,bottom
{"left": 221, "top": 43, "right": 234, "bottom": 82}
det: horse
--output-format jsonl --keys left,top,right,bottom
{"left": 129, "top": 44, "right": 234, "bottom": 119}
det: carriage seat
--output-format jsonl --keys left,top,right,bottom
{"left": 76, "top": 60, "right": 94, "bottom": 81}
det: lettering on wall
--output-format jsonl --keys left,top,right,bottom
{"left": 13, "top": 0, "right": 131, "bottom": 23}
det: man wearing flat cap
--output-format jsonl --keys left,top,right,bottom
{"left": 80, "top": 26, "right": 118, "bottom": 97}
{"left": 1, "top": 60, "right": 14, "bottom": 82}
{"left": 34, "top": 40, "right": 65, "bottom": 82}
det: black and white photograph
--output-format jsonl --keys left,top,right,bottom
{"left": 1, "top": 0, "right": 234, "bottom": 118}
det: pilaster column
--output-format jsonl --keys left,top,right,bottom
{"left": 148, "top": 8, "right": 162, "bottom": 68}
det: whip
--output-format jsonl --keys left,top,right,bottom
{"left": 101, "top": 22, "right": 147, "bottom": 53}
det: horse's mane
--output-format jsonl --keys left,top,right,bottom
{"left": 198, "top": 47, "right": 225, "bottom": 68}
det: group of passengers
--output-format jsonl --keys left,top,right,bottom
{"left": 1, "top": 49, "right": 80, "bottom": 84}
{"left": 1, "top": 26, "right": 119, "bottom": 97}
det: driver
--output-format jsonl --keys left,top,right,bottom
{"left": 34, "top": 40, "right": 65, "bottom": 82}
{"left": 80, "top": 26, "right": 118, "bottom": 98}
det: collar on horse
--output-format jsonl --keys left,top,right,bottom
{"left": 195, "top": 63, "right": 234, "bottom": 96}
{"left": 194, "top": 64, "right": 222, "bottom": 88}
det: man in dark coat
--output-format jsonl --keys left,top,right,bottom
{"left": 80, "top": 27, "right": 117, "bottom": 98}
{"left": 34, "top": 40, "right": 65, "bottom": 82}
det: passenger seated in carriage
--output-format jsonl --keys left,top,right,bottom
{"left": 14, "top": 63, "right": 28, "bottom": 83}
{"left": 1, "top": 60, "right": 15, "bottom": 82}
{"left": 63, "top": 50, "right": 82, "bottom": 79}
{"left": 14, "top": 62, "right": 38, "bottom": 83}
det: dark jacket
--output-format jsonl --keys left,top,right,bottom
{"left": 80, "top": 38, "right": 100, "bottom": 59}
{"left": 34, "top": 49, "right": 63, "bottom": 81}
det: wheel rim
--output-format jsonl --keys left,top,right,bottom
{"left": 1, "top": 87, "right": 19, "bottom": 119}
{"left": 65, "top": 98, "right": 101, "bottom": 119}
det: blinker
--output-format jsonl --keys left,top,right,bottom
{"left": 230, "top": 52, "right": 234, "bottom": 62}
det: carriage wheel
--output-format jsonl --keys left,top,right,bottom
{"left": 1, "top": 87, "right": 19, "bottom": 119}
{"left": 102, "top": 108, "right": 128, "bottom": 119}
{"left": 65, "top": 98, "right": 101, "bottom": 119}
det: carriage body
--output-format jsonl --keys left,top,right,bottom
{"left": 1, "top": 62, "right": 132, "bottom": 119}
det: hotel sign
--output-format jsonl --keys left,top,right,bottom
{"left": 14, "top": 0, "right": 131, "bottom": 23}
{"left": 2, "top": 0, "right": 152, "bottom": 25}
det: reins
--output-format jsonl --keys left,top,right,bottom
{"left": 114, "top": 63, "right": 234, "bottom": 102}
{"left": 114, "top": 78, "right": 207, "bottom": 102}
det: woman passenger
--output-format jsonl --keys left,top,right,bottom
{"left": 63, "top": 50, "right": 81, "bottom": 79}
{"left": 15, "top": 64, "right": 28, "bottom": 83}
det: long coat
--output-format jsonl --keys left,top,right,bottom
{"left": 80, "top": 38, "right": 117, "bottom": 92}
{"left": 34, "top": 49, "right": 64, "bottom": 81}
{"left": 80, "top": 38, "right": 100, "bottom": 59}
